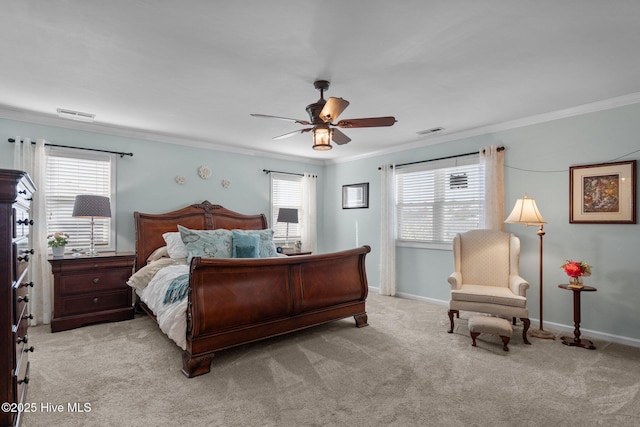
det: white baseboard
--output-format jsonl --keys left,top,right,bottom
{"left": 368, "top": 287, "right": 640, "bottom": 349}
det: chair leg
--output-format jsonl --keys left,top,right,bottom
{"left": 448, "top": 310, "right": 458, "bottom": 333}
{"left": 520, "top": 318, "right": 531, "bottom": 345}
{"left": 512, "top": 317, "right": 516, "bottom": 325}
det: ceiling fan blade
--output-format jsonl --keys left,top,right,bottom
{"left": 273, "top": 128, "right": 313, "bottom": 140}
{"left": 251, "top": 114, "right": 312, "bottom": 126}
{"left": 331, "top": 128, "right": 351, "bottom": 145}
{"left": 319, "top": 97, "right": 350, "bottom": 123}
{"left": 336, "top": 116, "right": 397, "bottom": 128}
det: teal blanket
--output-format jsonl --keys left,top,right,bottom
{"left": 163, "top": 273, "right": 190, "bottom": 304}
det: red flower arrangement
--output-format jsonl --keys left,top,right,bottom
{"left": 561, "top": 260, "right": 592, "bottom": 278}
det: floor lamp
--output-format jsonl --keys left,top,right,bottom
{"left": 72, "top": 195, "right": 112, "bottom": 256}
{"left": 505, "top": 194, "right": 555, "bottom": 340}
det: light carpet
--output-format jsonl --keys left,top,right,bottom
{"left": 23, "top": 293, "right": 640, "bottom": 426}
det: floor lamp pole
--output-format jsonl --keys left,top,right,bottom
{"left": 530, "top": 224, "right": 555, "bottom": 340}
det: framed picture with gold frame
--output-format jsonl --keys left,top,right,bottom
{"left": 569, "top": 160, "right": 636, "bottom": 224}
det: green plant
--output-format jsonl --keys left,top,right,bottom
{"left": 47, "top": 232, "right": 69, "bottom": 247}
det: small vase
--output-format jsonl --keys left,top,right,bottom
{"left": 568, "top": 276, "right": 583, "bottom": 288}
{"left": 52, "top": 246, "right": 65, "bottom": 257}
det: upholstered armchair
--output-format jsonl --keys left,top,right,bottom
{"left": 447, "top": 229, "right": 531, "bottom": 344}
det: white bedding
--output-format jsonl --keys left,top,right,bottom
{"left": 129, "top": 262, "right": 190, "bottom": 350}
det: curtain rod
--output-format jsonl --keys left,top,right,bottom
{"left": 8, "top": 138, "right": 134, "bottom": 158}
{"left": 262, "top": 169, "right": 304, "bottom": 177}
{"left": 379, "top": 146, "right": 504, "bottom": 170}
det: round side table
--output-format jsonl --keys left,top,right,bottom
{"left": 558, "top": 284, "right": 597, "bottom": 350}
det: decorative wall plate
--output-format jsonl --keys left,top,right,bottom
{"left": 198, "top": 165, "right": 212, "bottom": 180}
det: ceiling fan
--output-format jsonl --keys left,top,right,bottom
{"left": 251, "top": 80, "right": 396, "bottom": 151}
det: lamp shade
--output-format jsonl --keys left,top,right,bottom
{"left": 505, "top": 194, "right": 545, "bottom": 225}
{"left": 277, "top": 208, "right": 298, "bottom": 224}
{"left": 72, "top": 195, "right": 112, "bottom": 218}
{"left": 312, "top": 126, "right": 332, "bottom": 151}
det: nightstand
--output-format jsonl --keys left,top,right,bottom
{"left": 281, "top": 248, "right": 312, "bottom": 256}
{"left": 49, "top": 252, "right": 135, "bottom": 332}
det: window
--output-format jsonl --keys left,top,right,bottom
{"left": 396, "top": 154, "right": 485, "bottom": 248}
{"left": 45, "top": 147, "right": 116, "bottom": 252}
{"left": 270, "top": 173, "right": 302, "bottom": 242}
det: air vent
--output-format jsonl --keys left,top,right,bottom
{"left": 56, "top": 108, "right": 95, "bottom": 122}
{"left": 416, "top": 127, "right": 444, "bottom": 136}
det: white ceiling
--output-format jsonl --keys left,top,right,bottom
{"left": 2, "top": 1, "right": 640, "bottom": 163}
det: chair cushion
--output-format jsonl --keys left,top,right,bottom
{"left": 451, "top": 284, "right": 527, "bottom": 308}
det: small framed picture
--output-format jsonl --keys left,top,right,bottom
{"left": 342, "top": 183, "right": 369, "bottom": 209}
{"left": 569, "top": 160, "right": 636, "bottom": 224}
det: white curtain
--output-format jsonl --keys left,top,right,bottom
{"left": 14, "top": 137, "right": 52, "bottom": 325}
{"left": 379, "top": 164, "right": 397, "bottom": 296}
{"left": 301, "top": 173, "right": 317, "bottom": 253}
{"left": 480, "top": 145, "right": 505, "bottom": 231}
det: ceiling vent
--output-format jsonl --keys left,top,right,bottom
{"left": 416, "top": 127, "right": 444, "bottom": 136}
{"left": 56, "top": 108, "right": 95, "bottom": 122}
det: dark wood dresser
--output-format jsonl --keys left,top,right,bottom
{"left": 49, "top": 252, "right": 135, "bottom": 332}
{"left": 0, "top": 169, "right": 36, "bottom": 427}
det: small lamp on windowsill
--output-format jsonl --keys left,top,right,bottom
{"left": 277, "top": 208, "right": 298, "bottom": 248}
{"left": 505, "top": 194, "right": 555, "bottom": 340}
{"left": 72, "top": 195, "right": 111, "bottom": 256}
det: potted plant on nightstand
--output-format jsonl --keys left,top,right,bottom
{"left": 48, "top": 232, "right": 69, "bottom": 257}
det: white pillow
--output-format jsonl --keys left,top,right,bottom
{"left": 162, "top": 231, "right": 189, "bottom": 259}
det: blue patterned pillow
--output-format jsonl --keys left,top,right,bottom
{"left": 232, "top": 230, "right": 260, "bottom": 258}
{"left": 177, "top": 225, "right": 232, "bottom": 263}
{"left": 232, "top": 229, "right": 278, "bottom": 258}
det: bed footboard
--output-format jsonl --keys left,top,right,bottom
{"left": 182, "top": 245, "right": 370, "bottom": 377}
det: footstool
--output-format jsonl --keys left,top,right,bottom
{"left": 468, "top": 316, "right": 512, "bottom": 351}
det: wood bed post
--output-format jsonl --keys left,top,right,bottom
{"left": 182, "top": 352, "right": 215, "bottom": 378}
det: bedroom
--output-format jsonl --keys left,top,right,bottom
{"left": 1, "top": 1, "right": 640, "bottom": 426}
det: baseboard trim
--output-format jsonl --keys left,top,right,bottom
{"left": 368, "top": 287, "right": 640, "bottom": 349}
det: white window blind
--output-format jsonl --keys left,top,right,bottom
{"left": 45, "top": 148, "right": 116, "bottom": 251}
{"left": 270, "top": 173, "right": 302, "bottom": 241}
{"left": 396, "top": 154, "right": 485, "bottom": 247}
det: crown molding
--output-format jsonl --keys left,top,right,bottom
{"left": 328, "top": 91, "right": 640, "bottom": 164}
{"left": 0, "top": 107, "right": 324, "bottom": 166}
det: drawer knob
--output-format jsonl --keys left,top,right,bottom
{"left": 20, "top": 281, "right": 35, "bottom": 288}
{"left": 25, "top": 314, "right": 34, "bottom": 320}
{"left": 18, "top": 189, "right": 26, "bottom": 195}
{"left": 17, "top": 295, "right": 29, "bottom": 303}
{"left": 93, "top": 263, "right": 99, "bottom": 268}
{"left": 93, "top": 297, "right": 99, "bottom": 303}
{"left": 92, "top": 277, "right": 100, "bottom": 284}
{"left": 22, "top": 248, "right": 35, "bottom": 255}
{"left": 16, "top": 218, "right": 34, "bottom": 226}
{"left": 17, "top": 335, "right": 28, "bottom": 344}
{"left": 24, "top": 346, "right": 34, "bottom": 353}
{"left": 17, "top": 255, "right": 29, "bottom": 262}
{"left": 17, "top": 376, "right": 29, "bottom": 385}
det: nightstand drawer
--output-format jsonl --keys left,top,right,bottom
{"left": 58, "top": 289, "right": 131, "bottom": 317}
{"left": 58, "top": 270, "right": 130, "bottom": 295}
{"left": 54, "top": 257, "right": 134, "bottom": 273}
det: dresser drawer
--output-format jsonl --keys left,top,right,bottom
{"left": 13, "top": 205, "right": 31, "bottom": 238}
{"left": 58, "top": 289, "right": 131, "bottom": 317}
{"left": 59, "top": 269, "right": 131, "bottom": 295}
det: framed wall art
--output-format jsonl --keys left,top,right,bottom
{"left": 569, "top": 160, "right": 636, "bottom": 224}
{"left": 342, "top": 182, "right": 369, "bottom": 209}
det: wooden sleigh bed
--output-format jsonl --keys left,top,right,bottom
{"left": 132, "top": 201, "right": 370, "bottom": 378}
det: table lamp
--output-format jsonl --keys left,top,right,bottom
{"left": 72, "top": 195, "right": 111, "bottom": 256}
{"left": 277, "top": 208, "right": 298, "bottom": 248}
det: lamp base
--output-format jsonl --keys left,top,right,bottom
{"left": 529, "top": 328, "right": 556, "bottom": 340}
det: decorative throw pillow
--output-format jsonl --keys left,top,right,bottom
{"left": 177, "top": 225, "right": 233, "bottom": 263}
{"left": 231, "top": 230, "right": 260, "bottom": 258}
{"left": 162, "top": 232, "right": 189, "bottom": 259}
{"left": 232, "top": 229, "right": 279, "bottom": 258}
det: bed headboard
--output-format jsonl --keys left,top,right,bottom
{"left": 133, "top": 201, "right": 268, "bottom": 270}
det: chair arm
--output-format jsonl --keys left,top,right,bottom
{"left": 509, "top": 275, "right": 530, "bottom": 296}
{"left": 448, "top": 272, "right": 462, "bottom": 290}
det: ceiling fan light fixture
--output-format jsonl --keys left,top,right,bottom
{"left": 312, "top": 127, "right": 332, "bottom": 151}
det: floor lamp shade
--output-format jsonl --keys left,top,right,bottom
{"left": 73, "top": 195, "right": 111, "bottom": 256}
{"left": 505, "top": 194, "right": 555, "bottom": 340}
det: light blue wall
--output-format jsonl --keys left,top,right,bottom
{"left": 324, "top": 103, "right": 640, "bottom": 343}
{"left": 0, "top": 118, "right": 324, "bottom": 252}
{"left": 3, "top": 102, "right": 640, "bottom": 343}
